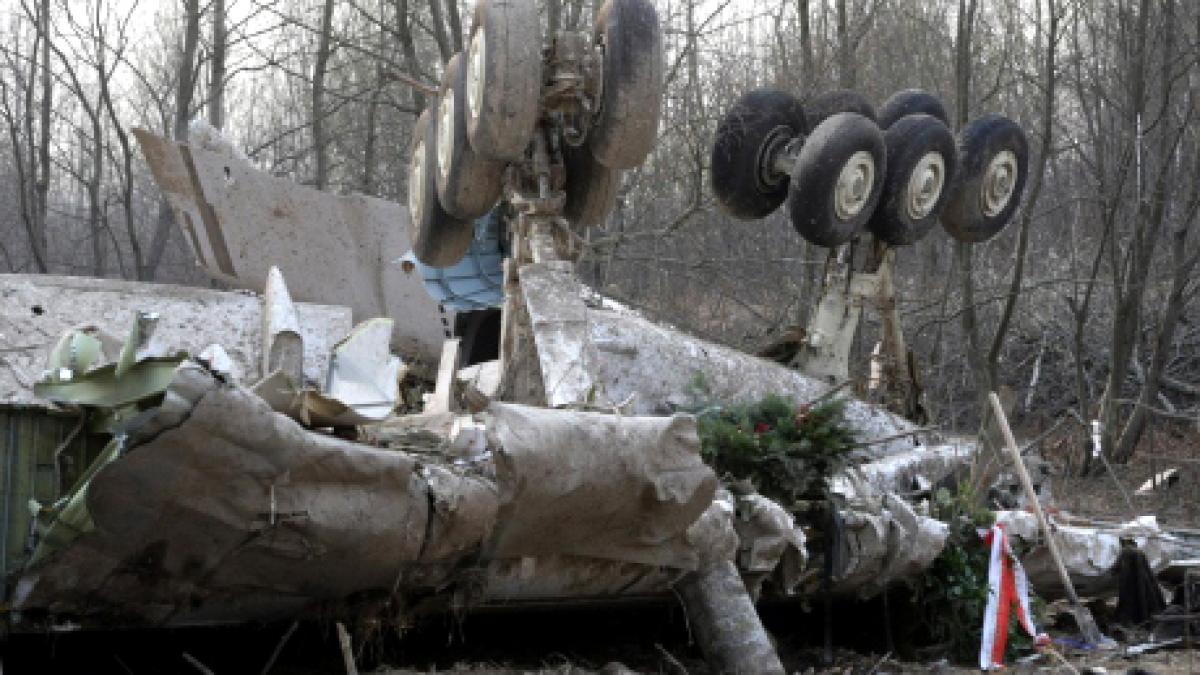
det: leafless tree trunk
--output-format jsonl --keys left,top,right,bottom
{"left": 428, "top": 0, "right": 453, "bottom": 62}
{"left": 1115, "top": 217, "right": 1200, "bottom": 461}
{"left": 312, "top": 0, "right": 335, "bottom": 190}
{"left": 209, "top": 0, "right": 226, "bottom": 129}
{"left": 798, "top": 0, "right": 813, "bottom": 90}
{"left": 1107, "top": 0, "right": 1195, "bottom": 462}
{"left": 953, "top": 0, "right": 978, "bottom": 130}
{"left": 48, "top": 3, "right": 110, "bottom": 276}
{"left": 547, "top": 0, "right": 562, "bottom": 41}
{"left": 953, "top": 0, "right": 988, "bottom": 411}
{"left": 686, "top": 0, "right": 704, "bottom": 204}
{"left": 361, "top": 0, "right": 386, "bottom": 194}
{"left": 32, "top": 0, "right": 51, "bottom": 271}
{"left": 1097, "top": 0, "right": 1183, "bottom": 464}
{"left": 984, "top": 0, "right": 1060, "bottom": 387}
{"left": 2, "top": 0, "right": 53, "bottom": 272}
{"left": 393, "top": 0, "right": 426, "bottom": 111}
{"left": 91, "top": 5, "right": 144, "bottom": 278}
{"left": 143, "top": 0, "right": 200, "bottom": 280}
{"left": 835, "top": 0, "right": 853, "bottom": 88}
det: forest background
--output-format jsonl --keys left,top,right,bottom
{"left": 1, "top": 0, "right": 1197, "bottom": 472}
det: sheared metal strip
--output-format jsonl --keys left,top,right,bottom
{"left": 180, "top": 212, "right": 208, "bottom": 267}
{"left": 178, "top": 145, "right": 236, "bottom": 276}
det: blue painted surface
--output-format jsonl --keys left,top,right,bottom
{"left": 398, "top": 210, "right": 505, "bottom": 311}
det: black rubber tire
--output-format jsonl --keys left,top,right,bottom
{"left": 563, "top": 142, "right": 622, "bottom": 227}
{"left": 940, "top": 113, "right": 1029, "bottom": 243}
{"left": 867, "top": 114, "right": 958, "bottom": 245}
{"left": 711, "top": 89, "right": 808, "bottom": 219}
{"left": 409, "top": 107, "right": 474, "bottom": 267}
{"left": 589, "top": 0, "right": 664, "bottom": 169}
{"left": 436, "top": 53, "right": 505, "bottom": 220}
{"left": 876, "top": 89, "right": 950, "bottom": 129}
{"left": 804, "top": 89, "right": 877, "bottom": 128}
{"left": 465, "top": 0, "right": 542, "bottom": 161}
{"left": 787, "top": 112, "right": 886, "bottom": 247}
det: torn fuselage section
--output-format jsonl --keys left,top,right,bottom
{"left": 2, "top": 267, "right": 733, "bottom": 628}
{"left": 11, "top": 362, "right": 722, "bottom": 628}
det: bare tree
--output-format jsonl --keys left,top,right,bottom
{"left": 312, "top": 0, "right": 335, "bottom": 190}
{"left": 209, "top": 0, "right": 226, "bottom": 128}
{"left": 143, "top": 0, "right": 201, "bottom": 280}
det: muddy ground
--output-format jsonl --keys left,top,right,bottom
{"left": 1047, "top": 426, "right": 1200, "bottom": 530}
{"left": 6, "top": 591, "right": 1199, "bottom": 673}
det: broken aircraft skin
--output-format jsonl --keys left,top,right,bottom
{"left": 13, "top": 360, "right": 719, "bottom": 626}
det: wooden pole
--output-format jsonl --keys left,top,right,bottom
{"left": 988, "top": 392, "right": 1109, "bottom": 647}
{"left": 336, "top": 622, "right": 358, "bottom": 675}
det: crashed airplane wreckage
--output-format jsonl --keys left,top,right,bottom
{"left": 0, "top": 0, "right": 1186, "bottom": 669}
{"left": 1, "top": 268, "right": 956, "bottom": 663}
{"left": 1, "top": 266, "right": 1182, "bottom": 670}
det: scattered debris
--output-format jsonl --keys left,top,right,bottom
{"left": 1135, "top": 468, "right": 1180, "bottom": 495}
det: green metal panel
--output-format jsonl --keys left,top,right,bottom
{"left": 0, "top": 409, "right": 106, "bottom": 601}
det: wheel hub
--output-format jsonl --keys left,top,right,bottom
{"left": 409, "top": 139, "right": 426, "bottom": 221}
{"left": 756, "top": 126, "right": 793, "bottom": 192}
{"left": 981, "top": 149, "right": 1017, "bottom": 217}
{"left": 905, "top": 152, "right": 945, "bottom": 220}
{"left": 834, "top": 151, "right": 875, "bottom": 220}
{"left": 466, "top": 31, "right": 485, "bottom": 124}
{"left": 437, "top": 94, "right": 455, "bottom": 183}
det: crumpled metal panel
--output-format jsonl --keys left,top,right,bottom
{"left": 830, "top": 501, "right": 949, "bottom": 598}
{"left": 482, "top": 555, "right": 685, "bottom": 603}
{"left": 486, "top": 402, "right": 717, "bottom": 570}
{"left": 579, "top": 302, "right": 926, "bottom": 460}
{"left": 685, "top": 492, "right": 741, "bottom": 569}
{"left": 15, "top": 362, "right": 430, "bottom": 624}
{"left": 733, "top": 493, "right": 808, "bottom": 595}
{"left": 826, "top": 468, "right": 950, "bottom": 598}
{"left": 419, "top": 463, "right": 499, "bottom": 563}
{"left": 13, "top": 366, "right": 729, "bottom": 625}
{"left": 508, "top": 279, "right": 929, "bottom": 458}
{"left": 841, "top": 442, "right": 978, "bottom": 494}
{"left": 995, "top": 511, "right": 1181, "bottom": 598}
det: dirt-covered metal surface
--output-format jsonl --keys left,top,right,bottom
{"left": 0, "top": 273, "right": 351, "bottom": 409}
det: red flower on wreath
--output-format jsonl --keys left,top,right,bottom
{"left": 795, "top": 404, "right": 811, "bottom": 426}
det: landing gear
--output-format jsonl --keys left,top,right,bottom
{"left": 711, "top": 89, "right": 886, "bottom": 247}
{"left": 868, "top": 113, "right": 958, "bottom": 245}
{"left": 711, "top": 86, "right": 1029, "bottom": 422}
{"left": 409, "top": 108, "right": 474, "bottom": 267}
{"left": 941, "top": 113, "right": 1030, "bottom": 243}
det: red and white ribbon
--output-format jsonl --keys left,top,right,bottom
{"left": 979, "top": 523, "right": 1049, "bottom": 669}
